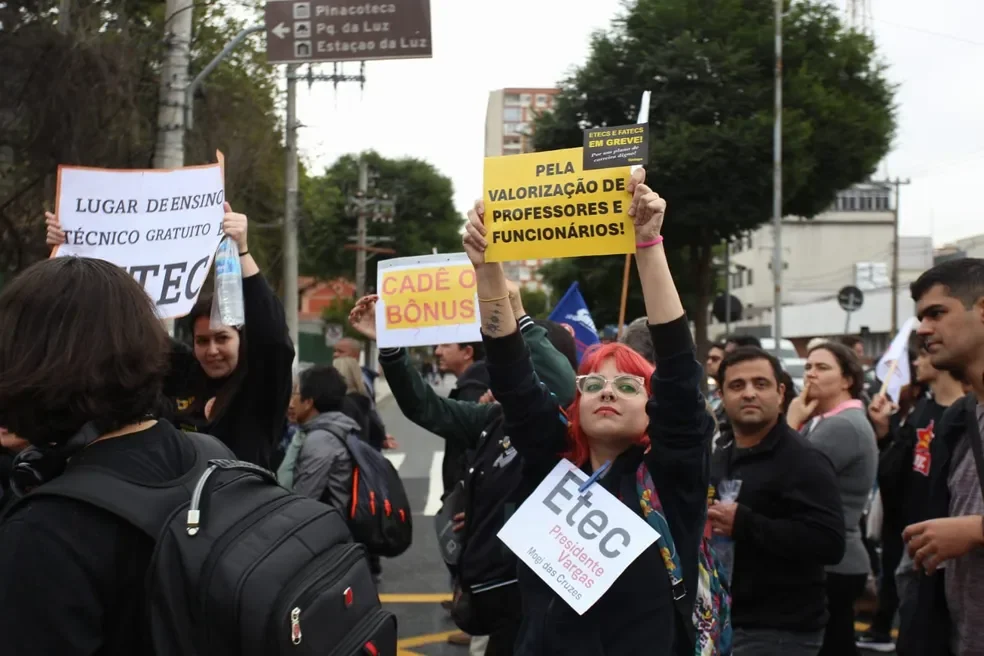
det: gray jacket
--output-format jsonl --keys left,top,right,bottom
{"left": 292, "top": 411, "right": 361, "bottom": 511}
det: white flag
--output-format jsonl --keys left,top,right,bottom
{"left": 876, "top": 316, "right": 918, "bottom": 403}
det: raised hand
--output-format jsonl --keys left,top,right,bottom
{"left": 45, "top": 212, "right": 65, "bottom": 247}
{"left": 221, "top": 202, "right": 249, "bottom": 253}
{"left": 462, "top": 199, "right": 487, "bottom": 267}
{"left": 786, "top": 382, "right": 820, "bottom": 429}
{"left": 626, "top": 168, "right": 665, "bottom": 243}
{"left": 348, "top": 295, "right": 379, "bottom": 341}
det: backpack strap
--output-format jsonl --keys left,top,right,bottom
{"left": 635, "top": 464, "right": 694, "bottom": 642}
{"left": 7, "top": 432, "right": 233, "bottom": 539}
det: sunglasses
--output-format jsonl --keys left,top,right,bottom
{"left": 575, "top": 374, "right": 646, "bottom": 398}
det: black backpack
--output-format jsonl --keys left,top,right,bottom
{"left": 12, "top": 431, "right": 397, "bottom": 656}
{"left": 338, "top": 429, "right": 413, "bottom": 558}
{"left": 451, "top": 410, "right": 524, "bottom": 636}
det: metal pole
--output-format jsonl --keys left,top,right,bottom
{"left": 284, "top": 65, "right": 300, "bottom": 366}
{"left": 154, "top": 0, "right": 193, "bottom": 337}
{"left": 57, "top": 0, "right": 70, "bottom": 33}
{"left": 771, "top": 0, "right": 784, "bottom": 359}
{"left": 844, "top": 311, "right": 851, "bottom": 335}
{"left": 356, "top": 157, "right": 369, "bottom": 298}
{"left": 888, "top": 178, "right": 910, "bottom": 334}
{"left": 185, "top": 25, "right": 265, "bottom": 131}
{"left": 725, "top": 241, "right": 732, "bottom": 336}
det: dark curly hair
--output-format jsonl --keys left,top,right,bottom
{"left": 0, "top": 257, "right": 170, "bottom": 445}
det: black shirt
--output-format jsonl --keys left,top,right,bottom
{"left": 712, "top": 422, "right": 846, "bottom": 632}
{"left": 0, "top": 421, "right": 196, "bottom": 655}
{"left": 164, "top": 274, "right": 294, "bottom": 469}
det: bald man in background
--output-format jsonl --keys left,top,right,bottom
{"left": 334, "top": 338, "right": 379, "bottom": 402}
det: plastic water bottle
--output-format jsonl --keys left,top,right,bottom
{"left": 211, "top": 236, "right": 245, "bottom": 328}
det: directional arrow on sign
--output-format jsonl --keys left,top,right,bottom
{"left": 271, "top": 22, "right": 291, "bottom": 39}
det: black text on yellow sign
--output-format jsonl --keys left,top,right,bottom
{"left": 582, "top": 124, "right": 649, "bottom": 171}
{"left": 482, "top": 148, "right": 635, "bottom": 262}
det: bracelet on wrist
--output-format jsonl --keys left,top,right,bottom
{"left": 238, "top": 249, "right": 249, "bottom": 257}
{"left": 636, "top": 236, "right": 665, "bottom": 249}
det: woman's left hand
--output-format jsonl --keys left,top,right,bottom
{"left": 222, "top": 202, "right": 249, "bottom": 253}
{"left": 626, "top": 169, "right": 665, "bottom": 243}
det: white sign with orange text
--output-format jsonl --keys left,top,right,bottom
{"left": 375, "top": 253, "right": 481, "bottom": 348}
{"left": 497, "top": 458, "right": 659, "bottom": 614}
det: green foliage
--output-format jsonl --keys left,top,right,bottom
{"left": 531, "top": 0, "right": 896, "bottom": 344}
{"left": 320, "top": 296, "right": 363, "bottom": 341}
{"left": 520, "top": 287, "right": 550, "bottom": 319}
{"left": 299, "top": 151, "right": 463, "bottom": 288}
{"left": 0, "top": 0, "right": 285, "bottom": 280}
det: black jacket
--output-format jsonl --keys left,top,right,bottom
{"left": 897, "top": 393, "right": 972, "bottom": 656}
{"left": 484, "top": 315, "right": 713, "bottom": 656}
{"left": 163, "top": 274, "right": 295, "bottom": 469}
{"left": 711, "top": 423, "right": 845, "bottom": 632}
{"left": 442, "top": 361, "right": 490, "bottom": 494}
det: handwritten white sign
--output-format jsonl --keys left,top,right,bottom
{"left": 497, "top": 458, "right": 659, "bottom": 614}
{"left": 54, "top": 163, "right": 226, "bottom": 319}
{"left": 375, "top": 253, "right": 482, "bottom": 348}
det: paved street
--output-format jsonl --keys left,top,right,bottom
{"left": 376, "top": 377, "right": 471, "bottom": 656}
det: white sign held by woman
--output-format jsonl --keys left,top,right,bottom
{"left": 53, "top": 162, "right": 226, "bottom": 319}
{"left": 497, "top": 458, "right": 659, "bottom": 614}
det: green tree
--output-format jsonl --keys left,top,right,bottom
{"left": 532, "top": 0, "right": 895, "bottom": 346}
{"left": 299, "top": 151, "right": 463, "bottom": 288}
{"left": 520, "top": 287, "right": 550, "bottom": 319}
{"left": 320, "top": 297, "right": 362, "bottom": 341}
{"left": 0, "top": 0, "right": 286, "bottom": 280}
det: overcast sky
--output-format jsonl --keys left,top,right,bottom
{"left": 296, "top": 0, "right": 984, "bottom": 247}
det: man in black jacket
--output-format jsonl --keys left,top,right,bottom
{"left": 707, "top": 347, "right": 846, "bottom": 656}
{"left": 898, "top": 259, "right": 984, "bottom": 656}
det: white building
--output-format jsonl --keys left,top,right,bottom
{"left": 484, "top": 88, "right": 560, "bottom": 293}
{"left": 716, "top": 183, "right": 934, "bottom": 352}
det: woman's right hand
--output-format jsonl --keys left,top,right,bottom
{"left": 462, "top": 199, "right": 487, "bottom": 267}
{"left": 45, "top": 212, "right": 65, "bottom": 247}
{"left": 786, "top": 382, "right": 820, "bottom": 429}
{"left": 868, "top": 393, "right": 897, "bottom": 439}
{"left": 348, "top": 295, "right": 378, "bottom": 341}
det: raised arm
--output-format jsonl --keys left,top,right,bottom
{"left": 463, "top": 203, "right": 568, "bottom": 466}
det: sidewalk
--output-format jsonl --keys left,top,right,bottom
{"left": 375, "top": 376, "right": 392, "bottom": 403}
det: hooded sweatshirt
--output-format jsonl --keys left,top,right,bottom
{"left": 288, "top": 411, "right": 361, "bottom": 510}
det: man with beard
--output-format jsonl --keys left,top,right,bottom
{"left": 708, "top": 347, "right": 845, "bottom": 655}
{"left": 899, "top": 259, "right": 984, "bottom": 656}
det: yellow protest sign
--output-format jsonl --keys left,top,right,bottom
{"left": 483, "top": 148, "right": 634, "bottom": 262}
{"left": 375, "top": 253, "right": 481, "bottom": 348}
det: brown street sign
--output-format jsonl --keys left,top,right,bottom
{"left": 265, "top": 0, "right": 432, "bottom": 65}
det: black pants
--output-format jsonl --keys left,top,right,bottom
{"left": 871, "top": 520, "right": 904, "bottom": 635}
{"left": 819, "top": 573, "right": 868, "bottom": 656}
{"left": 485, "top": 618, "right": 519, "bottom": 656}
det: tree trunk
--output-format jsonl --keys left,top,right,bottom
{"left": 691, "top": 241, "right": 714, "bottom": 357}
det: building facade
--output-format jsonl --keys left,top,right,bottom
{"left": 484, "top": 88, "right": 560, "bottom": 294}
{"left": 716, "top": 183, "right": 934, "bottom": 352}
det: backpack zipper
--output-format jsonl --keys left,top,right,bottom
{"left": 324, "top": 609, "right": 394, "bottom": 656}
{"left": 267, "top": 544, "right": 366, "bottom": 652}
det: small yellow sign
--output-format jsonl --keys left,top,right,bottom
{"left": 380, "top": 264, "right": 477, "bottom": 330}
{"left": 483, "top": 148, "right": 634, "bottom": 262}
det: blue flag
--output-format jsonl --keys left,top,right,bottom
{"left": 549, "top": 282, "right": 600, "bottom": 363}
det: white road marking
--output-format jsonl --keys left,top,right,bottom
{"left": 384, "top": 452, "right": 406, "bottom": 470}
{"left": 423, "top": 451, "right": 445, "bottom": 516}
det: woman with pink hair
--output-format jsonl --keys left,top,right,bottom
{"left": 461, "top": 169, "right": 715, "bottom": 656}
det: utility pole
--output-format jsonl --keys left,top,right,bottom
{"left": 57, "top": 0, "right": 70, "bottom": 33}
{"left": 283, "top": 65, "right": 365, "bottom": 366}
{"left": 154, "top": 0, "right": 193, "bottom": 170}
{"left": 724, "top": 241, "right": 732, "bottom": 335}
{"left": 284, "top": 64, "right": 300, "bottom": 365}
{"left": 878, "top": 177, "right": 911, "bottom": 334}
{"left": 355, "top": 158, "right": 369, "bottom": 298}
{"left": 771, "top": 0, "right": 784, "bottom": 360}
{"left": 154, "top": 0, "right": 193, "bottom": 337}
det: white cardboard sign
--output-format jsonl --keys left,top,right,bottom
{"left": 497, "top": 458, "right": 659, "bottom": 614}
{"left": 375, "top": 253, "right": 482, "bottom": 348}
{"left": 54, "top": 163, "right": 226, "bottom": 320}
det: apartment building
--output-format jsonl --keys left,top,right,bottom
{"left": 484, "top": 88, "right": 560, "bottom": 293}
